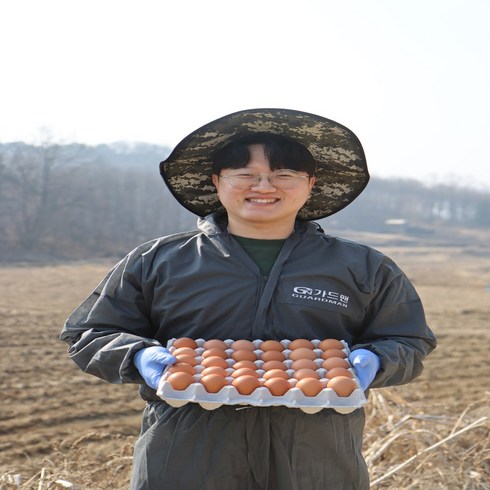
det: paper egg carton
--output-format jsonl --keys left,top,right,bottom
{"left": 157, "top": 338, "right": 367, "bottom": 414}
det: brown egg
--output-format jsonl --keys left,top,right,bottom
{"left": 325, "top": 367, "right": 353, "bottom": 379}
{"left": 260, "top": 350, "right": 286, "bottom": 362}
{"left": 166, "top": 372, "right": 195, "bottom": 390}
{"left": 232, "top": 360, "right": 258, "bottom": 371}
{"left": 322, "top": 357, "right": 350, "bottom": 370}
{"left": 203, "top": 339, "right": 228, "bottom": 350}
{"left": 264, "top": 378, "right": 291, "bottom": 396}
{"left": 232, "top": 375, "right": 261, "bottom": 395}
{"left": 200, "top": 374, "right": 228, "bottom": 393}
{"left": 172, "top": 337, "right": 198, "bottom": 349}
{"left": 231, "top": 349, "right": 258, "bottom": 362}
{"left": 200, "top": 366, "right": 227, "bottom": 377}
{"left": 171, "top": 347, "right": 197, "bottom": 358}
{"left": 295, "top": 378, "right": 323, "bottom": 397}
{"left": 318, "top": 338, "right": 344, "bottom": 351}
{"left": 175, "top": 355, "right": 198, "bottom": 366}
{"left": 262, "top": 369, "right": 289, "bottom": 380}
{"left": 231, "top": 339, "right": 256, "bottom": 351}
{"left": 293, "top": 368, "right": 320, "bottom": 380}
{"left": 321, "top": 348, "right": 347, "bottom": 360}
{"left": 259, "top": 340, "right": 284, "bottom": 352}
{"left": 289, "top": 348, "right": 317, "bottom": 361}
{"left": 231, "top": 368, "right": 259, "bottom": 379}
{"left": 261, "top": 360, "right": 287, "bottom": 371}
{"left": 202, "top": 348, "right": 228, "bottom": 360}
{"left": 291, "top": 359, "right": 318, "bottom": 371}
{"left": 288, "top": 339, "right": 314, "bottom": 350}
{"left": 200, "top": 356, "right": 228, "bottom": 369}
{"left": 327, "top": 376, "right": 358, "bottom": 397}
{"left": 166, "top": 363, "right": 195, "bottom": 375}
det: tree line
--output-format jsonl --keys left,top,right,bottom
{"left": 0, "top": 141, "right": 488, "bottom": 261}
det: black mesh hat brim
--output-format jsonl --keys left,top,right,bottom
{"left": 160, "top": 108, "right": 369, "bottom": 221}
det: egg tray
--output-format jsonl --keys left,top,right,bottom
{"left": 156, "top": 338, "right": 367, "bottom": 415}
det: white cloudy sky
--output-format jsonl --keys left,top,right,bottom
{"left": 1, "top": 0, "right": 489, "bottom": 189}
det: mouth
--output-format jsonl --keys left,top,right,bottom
{"left": 246, "top": 198, "right": 279, "bottom": 205}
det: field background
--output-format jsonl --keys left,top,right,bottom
{"left": 1, "top": 228, "right": 489, "bottom": 489}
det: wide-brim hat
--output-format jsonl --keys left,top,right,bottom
{"left": 160, "top": 108, "right": 369, "bottom": 221}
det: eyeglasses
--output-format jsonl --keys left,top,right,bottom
{"left": 219, "top": 169, "right": 310, "bottom": 190}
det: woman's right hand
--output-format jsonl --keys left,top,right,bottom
{"left": 133, "top": 346, "right": 176, "bottom": 389}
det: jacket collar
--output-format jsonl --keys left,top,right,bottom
{"left": 197, "top": 212, "right": 323, "bottom": 238}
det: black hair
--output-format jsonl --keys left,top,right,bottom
{"left": 212, "top": 133, "right": 316, "bottom": 176}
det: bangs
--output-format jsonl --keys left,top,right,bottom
{"left": 212, "top": 133, "right": 316, "bottom": 175}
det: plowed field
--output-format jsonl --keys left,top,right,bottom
{"left": 1, "top": 229, "right": 489, "bottom": 489}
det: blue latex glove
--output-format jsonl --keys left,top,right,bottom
{"left": 348, "top": 349, "right": 381, "bottom": 391}
{"left": 133, "top": 346, "right": 176, "bottom": 390}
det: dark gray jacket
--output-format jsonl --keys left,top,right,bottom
{"left": 60, "top": 213, "right": 436, "bottom": 489}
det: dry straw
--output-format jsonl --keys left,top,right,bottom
{"left": 364, "top": 390, "right": 490, "bottom": 489}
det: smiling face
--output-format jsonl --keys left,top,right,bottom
{"left": 212, "top": 144, "right": 315, "bottom": 238}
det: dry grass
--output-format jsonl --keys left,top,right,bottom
{"left": 365, "top": 391, "right": 490, "bottom": 489}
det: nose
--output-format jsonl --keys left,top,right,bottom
{"left": 251, "top": 174, "right": 276, "bottom": 190}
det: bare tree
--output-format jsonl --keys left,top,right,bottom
{"left": 0, "top": 140, "right": 100, "bottom": 255}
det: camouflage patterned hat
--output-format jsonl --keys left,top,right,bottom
{"left": 160, "top": 108, "right": 369, "bottom": 221}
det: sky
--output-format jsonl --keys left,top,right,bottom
{"left": 1, "top": 0, "right": 489, "bottom": 189}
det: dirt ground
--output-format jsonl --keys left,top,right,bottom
{"left": 1, "top": 228, "right": 489, "bottom": 489}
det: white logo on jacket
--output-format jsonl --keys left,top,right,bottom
{"left": 292, "top": 286, "right": 350, "bottom": 308}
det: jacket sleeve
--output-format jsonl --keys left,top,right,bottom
{"left": 351, "top": 256, "right": 436, "bottom": 388}
{"left": 59, "top": 248, "right": 161, "bottom": 384}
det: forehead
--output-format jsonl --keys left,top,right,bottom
{"left": 247, "top": 143, "right": 268, "bottom": 160}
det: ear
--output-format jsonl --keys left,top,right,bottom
{"left": 211, "top": 174, "right": 219, "bottom": 189}
{"left": 308, "top": 176, "right": 316, "bottom": 191}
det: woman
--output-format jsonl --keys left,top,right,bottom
{"left": 61, "top": 108, "right": 436, "bottom": 489}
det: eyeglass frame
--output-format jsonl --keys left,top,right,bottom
{"left": 218, "top": 169, "right": 312, "bottom": 190}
